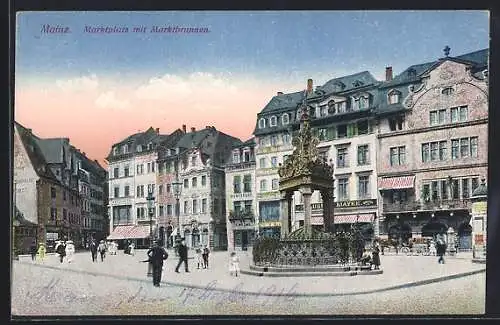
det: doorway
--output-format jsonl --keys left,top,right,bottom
{"left": 242, "top": 231, "right": 248, "bottom": 250}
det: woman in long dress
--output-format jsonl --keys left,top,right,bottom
{"left": 229, "top": 252, "right": 240, "bottom": 277}
{"left": 372, "top": 241, "right": 381, "bottom": 270}
{"left": 37, "top": 243, "right": 46, "bottom": 262}
{"left": 65, "top": 240, "right": 75, "bottom": 263}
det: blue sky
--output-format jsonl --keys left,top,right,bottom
{"left": 16, "top": 11, "right": 489, "bottom": 84}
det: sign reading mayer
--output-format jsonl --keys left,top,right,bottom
{"left": 335, "top": 199, "right": 377, "bottom": 208}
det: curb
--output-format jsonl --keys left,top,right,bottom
{"left": 14, "top": 260, "right": 484, "bottom": 297}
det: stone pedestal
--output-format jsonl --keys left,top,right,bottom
{"left": 301, "top": 187, "right": 312, "bottom": 236}
{"left": 280, "top": 193, "right": 290, "bottom": 237}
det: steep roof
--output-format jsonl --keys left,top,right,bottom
{"left": 14, "top": 122, "right": 58, "bottom": 181}
{"left": 318, "top": 71, "right": 379, "bottom": 95}
{"left": 261, "top": 90, "right": 306, "bottom": 114}
{"left": 34, "top": 138, "right": 67, "bottom": 164}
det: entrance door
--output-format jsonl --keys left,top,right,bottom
{"left": 242, "top": 231, "right": 248, "bottom": 250}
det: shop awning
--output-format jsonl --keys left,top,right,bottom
{"left": 333, "top": 214, "right": 374, "bottom": 224}
{"left": 107, "top": 225, "right": 135, "bottom": 240}
{"left": 378, "top": 176, "right": 415, "bottom": 190}
{"left": 127, "top": 225, "right": 152, "bottom": 239}
{"left": 312, "top": 216, "right": 324, "bottom": 225}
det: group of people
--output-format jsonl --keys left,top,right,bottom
{"left": 29, "top": 242, "right": 46, "bottom": 262}
{"left": 89, "top": 239, "right": 108, "bottom": 262}
{"left": 55, "top": 240, "right": 76, "bottom": 263}
{"left": 361, "top": 240, "right": 382, "bottom": 270}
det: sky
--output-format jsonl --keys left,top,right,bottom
{"left": 14, "top": 11, "right": 489, "bottom": 166}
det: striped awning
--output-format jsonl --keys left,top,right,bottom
{"left": 378, "top": 176, "right": 415, "bottom": 190}
{"left": 312, "top": 216, "right": 324, "bottom": 225}
{"left": 334, "top": 214, "right": 374, "bottom": 224}
{"left": 107, "top": 225, "right": 135, "bottom": 240}
{"left": 126, "top": 225, "right": 152, "bottom": 239}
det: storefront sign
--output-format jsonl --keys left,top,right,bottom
{"left": 335, "top": 199, "right": 377, "bottom": 208}
{"left": 259, "top": 221, "right": 281, "bottom": 228}
{"left": 472, "top": 201, "right": 487, "bottom": 215}
{"left": 46, "top": 232, "right": 59, "bottom": 240}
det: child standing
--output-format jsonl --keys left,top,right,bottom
{"left": 195, "top": 246, "right": 203, "bottom": 269}
{"left": 229, "top": 251, "right": 240, "bottom": 277}
{"left": 37, "top": 243, "right": 46, "bottom": 262}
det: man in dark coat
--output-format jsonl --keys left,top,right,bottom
{"left": 175, "top": 239, "right": 189, "bottom": 273}
{"left": 147, "top": 241, "right": 169, "bottom": 287}
{"left": 89, "top": 239, "right": 98, "bottom": 262}
{"left": 56, "top": 241, "right": 66, "bottom": 263}
{"left": 30, "top": 242, "right": 37, "bottom": 262}
{"left": 436, "top": 232, "right": 447, "bottom": 264}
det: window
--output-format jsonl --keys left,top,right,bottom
{"left": 243, "top": 175, "right": 252, "bottom": 192}
{"left": 282, "top": 113, "right": 290, "bottom": 125}
{"left": 451, "top": 106, "right": 468, "bottom": 123}
{"left": 259, "top": 158, "right": 266, "bottom": 168}
{"left": 166, "top": 184, "right": 171, "bottom": 193}
{"left": 337, "top": 124, "right": 347, "bottom": 138}
{"left": 388, "top": 90, "right": 401, "bottom": 104}
{"left": 260, "top": 179, "right": 267, "bottom": 192}
{"left": 114, "top": 186, "right": 119, "bottom": 198}
{"left": 147, "top": 163, "right": 151, "bottom": 173}
{"left": 271, "top": 156, "right": 278, "bottom": 167}
{"left": 124, "top": 166, "right": 129, "bottom": 177}
{"left": 270, "top": 116, "right": 277, "bottom": 127}
{"left": 152, "top": 162, "right": 155, "bottom": 172}
{"left": 201, "top": 176, "right": 207, "bottom": 186}
{"left": 159, "top": 185, "right": 163, "bottom": 195}
{"left": 337, "top": 147, "right": 348, "bottom": 168}
{"left": 158, "top": 162, "right": 164, "bottom": 175}
{"left": 338, "top": 178, "right": 349, "bottom": 201}
{"left": 439, "top": 141, "right": 447, "bottom": 161}
{"left": 51, "top": 208, "right": 57, "bottom": 221}
{"left": 63, "top": 191, "right": 67, "bottom": 201}
{"left": 136, "top": 207, "right": 145, "bottom": 219}
{"left": 430, "top": 142, "right": 438, "bottom": 161}
{"left": 336, "top": 101, "right": 347, "bottom": 113}
{"left": 441, "top": 180, "right": 448, "bottom": 199}
{"left": 462, "top": 179, "right": 470, "bottom": 198}
{"left": 202, "top": 199, "right": 207, "bottom": 213}
{"left": 232, "top": 152, "right": 240, "bottom": 164}
{"left": 192, "top": 177, "right": 197, "bottom": 188}
{"left": 282, "top": 133, "right": 291, "bottom": 144}
{"left": 233, "top": 176, "right": 241, "bottom": 193}
{"left": 318, "top": 128, "right": 327, "bottom": 141}
{"left": 471, "top": 178, "right": 479, "bottom": 193}
{"left": 259, "top": 137, "right": 267, "bottom": 147}
{"left": 271, "top": 135, "right": 278, "bottom": 146}
{"left": 159, "top": 206, "right": 164, "bottom": 216}
{"left": 184, "top": 179, "right": 189, "bottom": 189}
{"left": 442, "top": 87, "right": 454, "bottom": 96}
{"left": 272, "top": 179, "right": 279, "bottom": 190}
{"left": 124, "top": 185, "right": 130, "bottom": 197}
{"left": 63, "top": 208, "right": 67, "bottom": 220}
{"left": 320, "top": 105, "right": 328, "bottom": 117}
{"left": 451, "top": 139, "right": 459, "bottom": 160}
{"left": 318, "top": 151, "right": 328, "bottom": 163}
{"left": 460, "top": 138, "right": 470, "bottom": 158}
{"left": 358, "top": 175, "right": 370, "bottom": 199}
{"left": 193, "top": 199, "right": 198, "bottom": 213}
{"left": 438, "top": 109, "right": 446, "bottom": 124}
{"left": 470, "top": 137, "right": 478, "bottom": 157}
{"left": 357, "top": 120, "right": 369, "bottom": 135}
{"left": 184, "top": 201, "right": 188, "bottom": 214}
{"left": 136, "top": 164, "right": 144, "bottom": 175}
{"left": 360, "top": 96, "right": 369, "bottom": 109}
{"left": 123, "top": 144, "right": 129, "bottom": 154}
{"left": 389, "top": 116, "right": 404, "bottom": 131}
{"left": 390, "top": 146, "right": 406, "bottom": 166}
{"left": 51, "top": 187, "right": 56, "bottom": 198}
{"left": 114, "top": 167, "right": 119, "bottom": 178}
{"left": 422, "top": 184, "right": 430, "bottom": 202}
{"left": 167, "top": 205, "right": 172, "bottom": 216}
{"left": 422, "top": 143, "right": 430, "bottom": 163}
{"left": 452, "top": 179, "right": 460, "bottom": 199}
{"left": 113, "top": 147, "right": 118, "bottom": 155}
{"left": 431, "top": 181, "right": 439, "bottom": 201}
{"left": 357, "top": 145, "right": 369, "bottom": 165}
{"left": 191, "top": 156, "right": 196, "bottom": 166}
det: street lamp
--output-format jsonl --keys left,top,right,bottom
{"left": 172, "top": 178, "right": 183, "bottom": 246}
{"left": 146, "top": 188, "right": 155, "bottom": 247}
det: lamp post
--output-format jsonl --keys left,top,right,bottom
{"left": 172, "top": 178, "right": 183, "bottom": 249}
{"left": 146, "top": 188, "right": 155, "bottom": 248}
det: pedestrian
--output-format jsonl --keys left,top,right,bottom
{"left": 195, "top": 246, "right": 203, "bottom": 269}
{"left": 147, "top": 240, "right": 169, "bottom": 287}
{"left": 429, "top": 240, "right": 437, "bottom": 256}
{"left": 65, "top": 240, "right": 75, "bottom": 263}
{"left": 436, "top": 232, "right": 447, "bottom": 264}
{"left": 90, "top": 239, "right": 98, "bottom": 262}
{"left": 37, "top": 243, "right": 46, "bottom": 262}
{"left": 229, "top": 251, "right": 240, "bottom": 277}
{"left": 371, "top": 241, "right": 381, "bottom": 270}
{"left": 129, "top": 242, "right": 135, "bottom": 256}
{"left": 98, "top": 240, "right": 106, "bottom": 262}
{"left": 55, "top": 240, "right": 66, "bottom": 263}
{"left": 175, "top": 238, "right": 190, "bottom": 273}
{"left": 202, "top": 245, "right": 210, "bottom": 269}
{"left": 30, "top": 242, "right": 37, "bottom": 262}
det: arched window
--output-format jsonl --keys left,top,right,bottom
{"left": 388, "top": 90, "right": 402, "bottom": 104}
{"left": 282, "top": 113, "right": 290, "bottom": 125}
{"left": 137, "top": 145, "right": 142, "bottom": 152}
{"left": 328, "top": 100, "right": 336, "bottom": 114}
{"left": 441, "top": 87, "right": 454, "bottom": 96}
{"left": 270, "top": 116, "right": 278, "bottom": 127}
{"left": 258, "top": 118, "right": 266, "bottom": 129}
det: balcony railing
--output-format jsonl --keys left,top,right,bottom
{"left": 228, "top": 210, "right": 255, "bottom": 220}
{"left": 383, "top": 199, "right": 472, "bottom": 213}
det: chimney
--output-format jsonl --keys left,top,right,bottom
{"left": 385, "top": 67, "right": 393, "bottom": 81}
{"left": 307, "top": 79, "right": 313, "bottom": 94}
{"left": 191, "top": 127, "right": 196, "bottom": 133}
{"left": 206, "top": 125, "right": 210, "bottom": 129}
{"left": 277, "top": 91, "right": 284, "bottom": 96}
{"left": 156, "top": 128, "right": 160, "bottom": 134}
{"left": 83, "top": 152, "right": 86, "bottom": 157}
{"left": 182, "top": 124, "right": 186, "bottom": 133}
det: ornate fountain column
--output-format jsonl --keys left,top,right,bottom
{"left": 301, "top": 186, "right": 313, "bottom": 235}
{"left": 280, "top": 191, "right": 290, "bottom": 237}
{"left": 287, "top": 194, "right": 293, "bottom": 233}
{"left": 321, "top": 190, "right": 334, "bottom": 233}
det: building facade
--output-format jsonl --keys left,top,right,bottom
{"left": 376, "top": 48, "right": 488, "bottom": 249}
{"left": 224, "top": 138, "right": 258, "bottom": 250}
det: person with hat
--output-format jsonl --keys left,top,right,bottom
{"left": 98, "top": 240, "right": 106, "bottom": 262}
{"left": 146, "top": 240, "right": 169, "bottom": 287}
{"left": 55, "top": 240, "right": 66, "bottom": 263}
{"left": 89, "top": 239, "right": 98, "bottom": 262}
{"left": 37, "top": 242, "right": 46, "bottom": 262}
{"left": 175, "top": 238, "right": 190, "bottom": 273}
{"left": 65, "top": 240, "right": 75, "bottom": 263}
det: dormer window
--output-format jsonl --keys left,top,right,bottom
{"left": 232, "top": 151, "right": 240, "bottom": 164}
{"left": 359, "top": 95, "right": 369, "bottom": 109}
{"left": 270, "top": 116, "right": 277, "bottom": 127}
{"left": 122, "top": 144, "right": 129, "bottom": 154}
{"left": 166, "top": 149, "right": 170, "bottom": 156}
{"left": 328, "top": 100, "right": 336, "bottom": 114}
{"left": 258, "top": 118, "right": 266, "bottom": 129}
{"left": 333, "top": 82, "right": 346, "bottom": 92}
{"left": 352, "top": 80, "right": 363, "bottom": 88}
{"left": 441, "top": 87, "right": 454, "bottom": 96}
{"left": 191, "top": 156, "right": 196, "bottom": 166}
{"left": 388, "top": 90, "right": 401, "bottom": 104}
{"left": 282, "top": 113, "right": 290, "bottom": 125}
{"left": 407, "top": 68, "right": 417, "bottom": 78}
{"left": 336, "top": 101, "right": 347, "bottom": 113}
{"left": 137, "top": 145, "right": 142, "bottom": 153}
{"left": 319, "top": 105, "right": 328, "bottom": 117}
{"left": 147, "top": 143, "right": 153, "bottom": 150}
{"left": 113, "top": 147, "right": 118, "bottom": 156}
